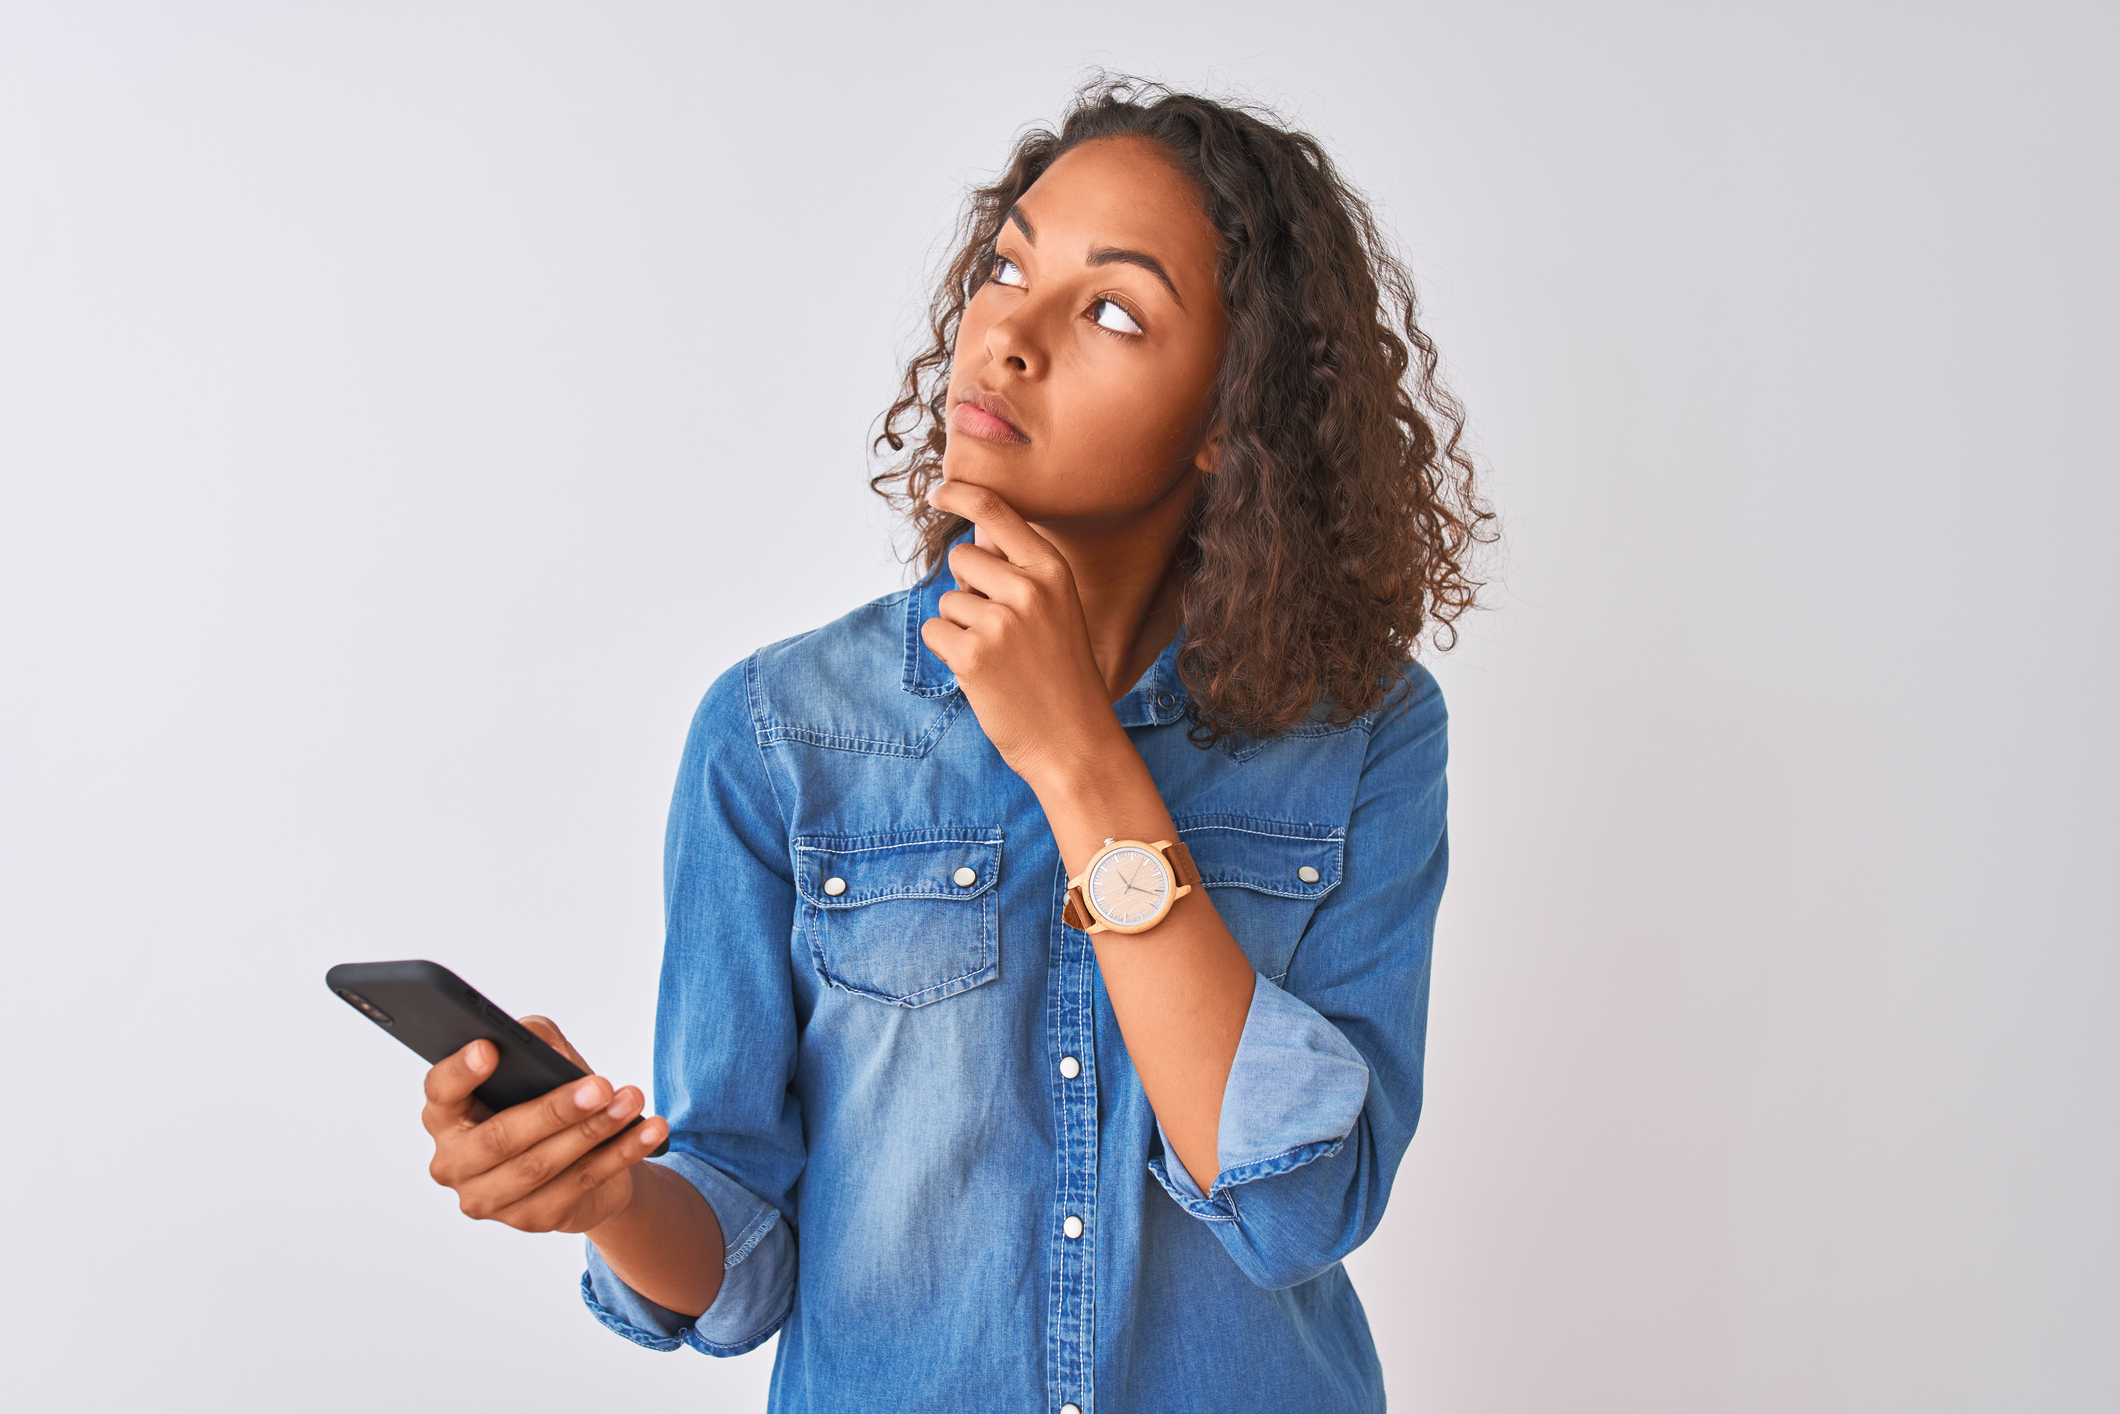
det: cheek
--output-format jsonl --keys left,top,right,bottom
{"left": 1052, "top": 359, "right": 1209, "bottom": 474}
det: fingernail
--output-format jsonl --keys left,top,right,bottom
{"left": 640, "top": 1119, "right": 665, "bottom": 1147}
{"left": 605, "top": 1091, "right": 635, "bottom": 1120}
{"left": 925, "top": 483, "right": 941, "bottom": 505}
{"left": 464, "top": 1041, "right": 488, "bottom": 1070}
{"left": 572, "top": 1079, "right": 602, "bottom": 1110}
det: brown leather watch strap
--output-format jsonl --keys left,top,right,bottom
{"left": 1164, "top": 838, "right": 1201, "bottom": 888}
{"left": 1063, "top": 891, "right": 1091, "bottom": 932}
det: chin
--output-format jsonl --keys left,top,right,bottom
{"left": 940, "top": 443, "right": 1031, "bottom": 492}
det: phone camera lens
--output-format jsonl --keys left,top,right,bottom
{"left": 337, "top": 989, "right": 394, "bottom": 1025}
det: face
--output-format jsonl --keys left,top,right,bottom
{"left": 943, "top": 137, "right": 1227, "bottom": 528}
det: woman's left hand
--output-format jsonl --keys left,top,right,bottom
{"left": 919, "top": 480, "right": 1129, "bottom": 790}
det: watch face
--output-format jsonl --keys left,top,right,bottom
{"left": 1087, "top": 845, "right": 1170, "bottom": 928}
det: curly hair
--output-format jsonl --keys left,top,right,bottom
{"left": 872, "top": 77, "right": 1492, "bottom": 744}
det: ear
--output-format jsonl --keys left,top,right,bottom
{"left": 1192, "top": 421, "right": 1226, "bottom": 477}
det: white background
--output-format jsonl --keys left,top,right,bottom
{"left": 3, "top": 3, "right": 2113, "bottom": 1410}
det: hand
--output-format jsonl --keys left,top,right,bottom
{"left": 919, "top": 480, "right": 1130, "bottom": 789}
{"left": 420, "top": 1016, "right": 668, "bottom": 1235}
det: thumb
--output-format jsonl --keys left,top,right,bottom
{"left": 519, "top": 1014, "right": 593, "bottom": 1074}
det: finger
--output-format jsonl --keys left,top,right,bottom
{"left": 452, "top": 1084, "right": 645, "bottom": 1218}
{"left": 457, "top": 1081, "right": 647, "bottom": 1215}
{"left": 519, "top": 1014, "right": 592, "bottom": 1073}
{"left": 421, "top": 1040, "right": 497, "bottom": 1136}
{"left": 935, "top": 587, "right": 1008, "bottom": 632}
{"left": 494, "top": 1114, "right": 671, "bottom": 1233}
{"left": 920, "top": 616, "right": 973, "bottom": 670}
{"left": 927, "top": 480, "right": 1056, "bottom": 568}
{"left": 462, "top": 1087, "right": 658, "bottom": 1226}
{"left": 432, "top": 1071, "right": 614, "bottom": 1185}
{"left": 944, "top": 540, "right": 1035, "bottom": 605}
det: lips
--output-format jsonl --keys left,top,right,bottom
{"left": 952, "top": 388, "right": 1029, "bottom": 444}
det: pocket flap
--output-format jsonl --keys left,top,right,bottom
{"left": 1176, "top": 816, "right": 1343, "bottom": 900}
{"left": 795, "top": 829, "right": 1004, "bottom": 910}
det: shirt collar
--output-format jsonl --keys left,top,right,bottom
{"left": 901, "top": 554, "right": 963, "bottom": 700}
{"left": 900, "top": 533, "right": 1193, "bottom": 729}
{"left": 1112, "top": 626, "right": 1192, "bottom": 728}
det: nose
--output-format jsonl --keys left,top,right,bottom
{"left": 983, "top": 303, "right": 1045, "bottom": 379}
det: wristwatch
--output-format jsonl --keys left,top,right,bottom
{"left": 1063, "top": 837, "right": 1202, "bottom": 935}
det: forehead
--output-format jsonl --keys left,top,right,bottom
{"left": 1015, "top": 138, "right": 1219, "bottom": 274}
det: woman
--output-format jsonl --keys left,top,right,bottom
{"left": 418, "top": 79, "right": 1487, "bottom": 1412}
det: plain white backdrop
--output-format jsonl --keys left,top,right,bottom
{"left": 3, "top": 3, "right": 2114, "bottom": 1410}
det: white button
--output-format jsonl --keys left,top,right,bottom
{"left": 953, "top": 866, "right": 978, "bottom": 887}
{"left": 823, "top": 876, "right": 847, "bottom": 896}
{"left": 1059, "top": 1055, "right": 1081, "bottom": 1079}
{"left": 1063, "top": 1215, "right": 1084, "bottom": 1239}
{"left": 1061, "top": 1405, "right": 1082, "bottom": 1414}
{"left": 1298, "top": 865, "right": 1321, "bottom": 883}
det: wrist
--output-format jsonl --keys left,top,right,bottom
{"left": 1026, "top": 735, "right": 1180, "bottom": 876}
{"left": 588, "top": 1156, "right": 659, "bottom": 1238}
{"left": 1022, "top": 725, "right": 1143, "bottom": 815}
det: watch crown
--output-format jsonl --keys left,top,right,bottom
{"left": 1103, "top": 837, "right": 1116, "bottom": 846}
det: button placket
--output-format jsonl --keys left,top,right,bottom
{"left": 1046, "top": 865, "right": 1097, "bottom": 1414}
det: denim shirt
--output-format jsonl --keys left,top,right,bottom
{"left": 581, "top": 560, "right": 1449, "bottom": 1414}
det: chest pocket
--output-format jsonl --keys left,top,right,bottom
{"left": 795, "top": 828, "right": 1003, "bottom": 1008}
{"left": 1176, "top": 815, "right": 1343, "bottom": 983}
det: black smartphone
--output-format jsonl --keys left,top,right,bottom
{"left": 325, "top": 959, "right": 667, "bottom": 1158}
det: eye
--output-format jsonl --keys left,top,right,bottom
{"left": 1091, "top": 298, "right": 1143, "bottom": 336}
{"left": 990, "top": 257, "right": 1026, "bottom": 288}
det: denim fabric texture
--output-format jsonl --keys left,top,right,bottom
{"left": 582, "top": 554, "right": 1450, "bottom": 1414}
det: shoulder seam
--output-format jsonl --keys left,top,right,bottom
{"left": 742, "top": 652, "right": 795, "bottom": 836}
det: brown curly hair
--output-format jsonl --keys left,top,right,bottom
{"left": 872, "top": 77, "right": 1492, "bottom": 744}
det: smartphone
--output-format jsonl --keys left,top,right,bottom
{"left": 325, "top": 959, "right": 667, "bottom": 1157}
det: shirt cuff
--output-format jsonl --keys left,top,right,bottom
{"left": 580, "top": 1150, "right": 793, "bottom": 1357}
{"left": 1149, "top": 973, "right": 1371, "bottom": 1220}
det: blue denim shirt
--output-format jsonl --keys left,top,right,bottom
{"left": 581, "top": 560, "right": 1449, "bottom": 1413}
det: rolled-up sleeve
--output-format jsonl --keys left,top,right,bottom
{"left": 582, "top": 1152, "right": 793, "bottom": 1355}
{"left": 1149, "top": 972, "right": 1372, "bottom": 1209}
{"left": 1149, "top": 666, "right": 1448, "bottom": 1290}
{"left": 579, "top": 655, "right": 804, "bottom": 1354}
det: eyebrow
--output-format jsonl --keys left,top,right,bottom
{"left": 1004, "top": 205, "right": 1184, "bottom": 307}
{"left": 1000, "top": 205, "right": 1187, "bottom": 307}
{"left": 1087, "top": 245, "right": 1183, "bottom": 305}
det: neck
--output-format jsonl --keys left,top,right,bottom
{"left": 977, "top": 475, "right": 1199, "bottom": 703}
{"left": 1055, "top": 528, "right": 1189, "bottom": 702}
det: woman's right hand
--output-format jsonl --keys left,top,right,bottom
{"left": 420, "top": 1016, "right": 669, "bottom": 1234}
